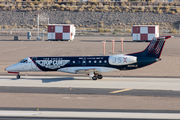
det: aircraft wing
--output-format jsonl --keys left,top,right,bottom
{"left": 75, "top": 68, "right": 100, "bottom": 74}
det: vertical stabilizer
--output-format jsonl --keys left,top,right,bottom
{"left": 129, "top": 36, "right": 172, "bottom": 58}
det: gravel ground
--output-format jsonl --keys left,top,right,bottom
{"left": 1, "top": 11, "right": 180, "bottom": 26}
{"left": 0, "top": 35, "right": 180, "bottom": 77}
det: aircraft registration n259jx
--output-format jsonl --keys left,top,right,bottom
{"left": 5, "top": 36, "right": 172, "bottom": 80}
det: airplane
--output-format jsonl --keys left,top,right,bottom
{"left": 5, "top": 36, "right": 172, "bottom": 80}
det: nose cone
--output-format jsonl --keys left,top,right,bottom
{"left": 5, "top": 64, "right": 18, "bottom": 72}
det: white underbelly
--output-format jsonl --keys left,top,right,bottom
{"left": 58, "top": 67, "right": 119, "bottom": 73}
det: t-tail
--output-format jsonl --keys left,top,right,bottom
{"left": 129, "top": 36, "right": 172, "bottom": 58}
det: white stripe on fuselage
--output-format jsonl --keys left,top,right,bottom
{"left": 58, "top": 67, "right": 119, "bottom": 74}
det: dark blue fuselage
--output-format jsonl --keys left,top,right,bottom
{"left": 30, "top": 56, "right": 157, "bottom": 71}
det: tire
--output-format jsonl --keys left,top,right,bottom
{"left": 97, "top": 75, "right": 103, "bottom": 79}
{"left": 92, "top": 76, "right": 97, "bottom": 80}
{"left": 17, "top": 75, "right": 20, "bottom": 79}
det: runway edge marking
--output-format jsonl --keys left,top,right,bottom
{"left": 110, "top": 89, "right": 132, "bottom": 93}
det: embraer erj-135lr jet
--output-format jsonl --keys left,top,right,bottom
{"left": 5, "top": 36, "right": 172, "bottom": 80}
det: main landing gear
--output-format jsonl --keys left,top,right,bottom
{"left": 16, "top": 74, "right": 20, "bottom": 79}
{"left": 92, "top": 74, "right": 103, "bottom": 80}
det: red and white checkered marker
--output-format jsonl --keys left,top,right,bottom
{"left": 47, "top": 24, "right": 76, "bottom": 41}
{"left": 132, "top": 25, "right": 159, "bottom": 41}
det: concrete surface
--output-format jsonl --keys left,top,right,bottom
{"left": 0, "top": 110, "right": 180, "bottom": 119}
{"left": 0, "top": 76, "right": 180, "bottom": 90}
{"left": 0, "top": 76, "right": 180, "bottom": 110}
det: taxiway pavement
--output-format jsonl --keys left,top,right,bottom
{"left": 0, "top": 86, "right": 180, "bottom": 97}
{"left": 0, "top": 76, "right": 180, "bottom": 90}
{"left": 0, "top": 76, "right": 180, "bottom": 119}
{"left": 0, "top": 110, "right": 180, "bottom": 120}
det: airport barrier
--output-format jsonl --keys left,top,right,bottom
{"left": 0, "top": 23, "right": 179, "bottom": 37}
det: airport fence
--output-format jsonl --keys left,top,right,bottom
{"left": 0, "top": 23, "right": 179, "bottom": 37}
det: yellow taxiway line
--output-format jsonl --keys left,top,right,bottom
{"left": 110, "top": 89, "right": 132, "bottom": 93}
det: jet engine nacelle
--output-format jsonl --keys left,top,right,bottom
{"left": 108, "top": 54, "right": 137, "bottom": 65}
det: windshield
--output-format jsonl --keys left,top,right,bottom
{"left": 19, "top": 59, "right": 28, "bottom": 63}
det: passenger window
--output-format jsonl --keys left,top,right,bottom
{"left": 94, "top": 60, "right": 96, "bottom": 63}
{"left": 104, "top": 60, "right": 107, "bottom": 63}
{"left": 89, "top": 60, "right": 91, "bottom": 63}
{"left": 73, "top": 61, "right": 75, "bottom": 63}
{"left": 99, "top": 60, "right": 102, "bottom": 63}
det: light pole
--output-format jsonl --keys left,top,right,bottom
{"left": 112, "top": 40, "right": 115, "bottom": 54}
{"left": 102, "top": 41, "right": 106, "bottom": 55}
{"left": 37, "top": 13, "right": 39, "bottom": 40}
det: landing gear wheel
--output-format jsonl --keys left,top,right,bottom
{"left": 92, "top": 76, "right": 97, "bottom": 80}
{"left": 97, "top": 75, "right": 103, "bottom": 79}
{"left": 17, "top": 75, "right": 20, "bottom": 79}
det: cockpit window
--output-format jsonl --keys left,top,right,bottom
{"left": 19, "top": 59, "right": 28, "bottom": 63}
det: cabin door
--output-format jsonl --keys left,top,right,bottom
{"left": 31, "top": 57, "right": 38, "bottom": 70}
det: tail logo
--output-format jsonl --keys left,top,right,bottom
{"left": 148, "top": 38, "right": 164, "bottom": 55}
